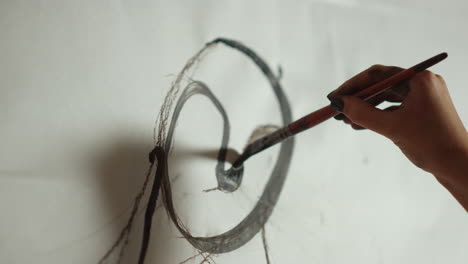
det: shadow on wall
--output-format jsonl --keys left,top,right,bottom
{"left": 93, "top": 135, "right": 181, "bottom": 263}
{"left": 92, "top": 134, "right": 236, "bottom": 263}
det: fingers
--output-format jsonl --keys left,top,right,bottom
{"left": 341, "top": 104, "right": 400, "bottom": 131}
{"left": 328, "top": 65, "right": 404, "bottom": 100}
{"left": 363, "top": 81, "right": 409, "bottom": 107}
{"left": 351, "top": 124, "right": 365, "bottom": 130}
{"left": 340, "top": 96, "right": 396, "bottom": 137}
{"left": 327, "top": 64, "right": 421, "bottom": 137}
{"left": 407, "top": 70, "right": 444, "bottom": 98}
{"left": 386, "top": 81, "right": 410, "bottom": 102}
{"left": 383, "top": 105, "right": 400, "bottom": 112}
{"left": 328, "top": 65, "right": 405, "bottom": 121}
{"left": 334, "top": 113, "right": 346, "bottom": 120}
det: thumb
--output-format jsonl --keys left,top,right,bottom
{"left": 341, "top": 96, "right": 395, "bottom": 137}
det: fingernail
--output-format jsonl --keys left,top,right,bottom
{"left": 329, "top": 97, "right": 344, "bottom": 112}
{"left": 334, "top": 113, "right": 346, "bottom": 120}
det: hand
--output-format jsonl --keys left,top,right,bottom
{"left": 327, "top": 65, "right": 468, "bottom": 176}
{"left": 328, "top": 65, "right": 468, "bottom": 210}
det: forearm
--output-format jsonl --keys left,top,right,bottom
{"left": 431, "top": 144, "right": 468, "bottom": 211}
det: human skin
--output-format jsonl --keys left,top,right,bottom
{"left": 328, "top": 65, "right": 468, "bottom": 211}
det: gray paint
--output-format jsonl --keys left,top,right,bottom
{"left": 159, "top": 38, "right": 295, "bottom": 253}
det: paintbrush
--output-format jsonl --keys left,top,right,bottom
{"left": 231, "top": 52, "right": 448, "bottom": 168}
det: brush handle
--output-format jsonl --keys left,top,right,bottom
{"left": 288, "top": 105, "right": 337, "bottom": 134}
{"left": 287, "top": 52, "right": 448, "bottom": 135}
{"left": 354, "top": 52, "right": 447, "bottom": 101}
{"left": 232, "top": 105, "right": 338, "bottom": 168}
{"left": 232, "top": 126, "right": 293, "bottom": 167}
{"left": 231, "top": 52, "right": 447, "bottom": 167}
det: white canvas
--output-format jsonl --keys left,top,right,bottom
{"left": 0, "top": 1, "right": 467, "bottom": 263}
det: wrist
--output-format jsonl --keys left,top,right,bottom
{"left": 430, "top": 140, "right": 468, "bottom": 179}
{"left": 430, "top": 139, "right": 468, "bottom": 210}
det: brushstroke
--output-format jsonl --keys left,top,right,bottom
{"left": 100, "top": 38, "right": 294, "bottom": 264}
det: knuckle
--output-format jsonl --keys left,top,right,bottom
{"left": 389, "top": 66, "right": 404, "bottom": 72}
{"left": 367, "top": 64, "right": 395, "bottom": 80}
{"left": 327, "top": 92, "right": 337, "bottom": 99}
{"left": 435, "top": 74, "right": 446, "bottom": 84}
{"left": 370, "top": 64, "right": 385, "bottom": 70}
{"left": 419, "top": 70, "right": 437, "bottom": 81}
{"left": 410, "top": 70, "right": 436, "bottom": 88}
{"left": 369, "top": 64, "right": 385, "bottom": 74}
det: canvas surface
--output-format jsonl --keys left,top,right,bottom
{"left": 0, "top": 1, "right": 467, "bottom": 263}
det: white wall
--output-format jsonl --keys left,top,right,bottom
{"left": 0, "top": 0, "right": 467, "bottom": 263}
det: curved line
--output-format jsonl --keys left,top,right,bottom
{"left": 135, "top": 38, "right": 295, "bottom": 264}
{"left": 158, "top": 38, "right": 294, "bottom": 253}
